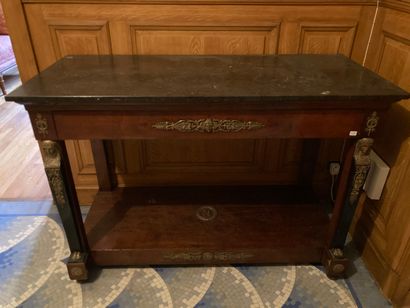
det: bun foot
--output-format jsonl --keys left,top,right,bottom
{"left": 323, "top": 248, "right": 349, "bottom": 279}
{"left": 66, "top": 251, "right": 89, "bottom": 281}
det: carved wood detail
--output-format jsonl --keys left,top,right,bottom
{"left": 139, "top": 139, "right": 267, "bottom": 172}
{"left": 48, "top": 22, "right": 112, "bottom": 59}
{"left": 298, "top": 22, "right": 357, "bottom": 56}
{"left": 65, "top": 140, "right": 97, "bottom": 192}
{"left": 130, "top": 25, "right": 280, "bottom": 55}
{"left": 381, "top": 0, "right": 410, "bottom": 14}
{"left": 115, "top": 139, "right": 298, "bottom": 185}
{"left": 21, "top": 0, "right": 378, "bottom": 4}
{"left": 376, "top": 31, "right": 410, "bottom": 85}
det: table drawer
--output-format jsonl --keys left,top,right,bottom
{"left": 34, "top": 110, "right": 367, "bottom": 139}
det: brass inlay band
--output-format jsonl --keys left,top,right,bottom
{"left": 164, "top": 251, "right": 254, "bottom": 261}
{"left": 152, "top": 118, "right": 264, "bottom": 133}
{"left": 350, "top": 138, "right": 373, "bottom": 205}
{"left": 35, "top": 113, "right": 48, "bottom": 136}
{"left": 365, "top": 111, "right": 379, "bottom": 136}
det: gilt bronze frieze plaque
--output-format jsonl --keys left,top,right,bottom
{"left": 163, "top": 251, "right": 254, "bottom": 262}
{"left": 153, "top": 119, "right": 264, "bottom": 133}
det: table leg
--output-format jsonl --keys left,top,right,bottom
{"left": 41, "top": 140, "right": 90, "bottom": 281}
{"left": 323, "top": 137, "right": 373, "bottom": 278}
{"left": 91, "top": 140, "right": 117, "bottom": 191}
{"left": 298, "top": 139, "right": 321, "bottom": 186}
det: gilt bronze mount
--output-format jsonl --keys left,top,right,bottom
{"left": 349, "top": 138, "right": 374, "bottom": 205}
{"left": 41, "top": 141, "right": 67, "bottom": 208}
{"left": 34, "top": 113, "right": 48, "bottom": 136}
{"left": 152, "top": 118, "right": 264, "bottom": 133}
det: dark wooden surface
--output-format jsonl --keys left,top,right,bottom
{"left": 6, "top": 55, "right": 409, "bottom": 109}
{"left": 43, "top": 141, "right": 89, "bottom": 253}
{"left": 84, "top": 186, "right": 328, "bottom": 265}
{"left": 47, "top": 110, "right": 366, "bottom": 140}
{"left": 90, "top": 140, "right": 117, "bottom": 191}
{"left": 326, "top": 139, "right": 355, "bottom": 247}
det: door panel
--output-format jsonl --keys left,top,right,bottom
{"left": 297, "top": 22, "right": 357, "bottom": 55}
{"left": 130, "top": 26, "right": 279, "bottom": 55}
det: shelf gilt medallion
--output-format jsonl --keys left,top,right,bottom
{"left": 152, "top": 118, "right": 264, "bottom": 133}
{"left": 196, "top": 206, "right": 217, "bottom": 221}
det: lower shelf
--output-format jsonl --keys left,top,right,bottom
{"left": 84, "top": 186, "right": 329, "bottom": 266}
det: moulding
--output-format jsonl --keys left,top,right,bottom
{"left": 380, "top": 0, "right": 410, "bottom": 13}
{"left": 21, "top": 0, "right": 377, "bottom": 6}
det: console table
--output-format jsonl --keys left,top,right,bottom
{"left": 6, "top": 55, "right": 409, "bottom": 281}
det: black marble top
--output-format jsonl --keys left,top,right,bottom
{"left": 6, "top": 55, "right": 409, "bottom": 107}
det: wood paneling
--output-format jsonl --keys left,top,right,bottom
{"left": 0, "top": 0, "right": 38, "bottom": 82}
{"left": 130, "top": 26, "right": 279, "bottom": 55}
{"left": 115, "top": 139, "right": 302, "bottom": 186}
{"left": 20, "top": 0, "right": 376, "bottom": 3}
{"left": 297, "top": 22, "right": 357, "bottom": 56}
{"left": 140, "top": 139, "right": 266, "bottom": 170}
{"left": 351, "top": 4, "right": 410, "bottom": 306}
{"left": 376, "top": 33, "right": 410, "bottom": 86}
{"left": 381, "top": 0, "right": 410, "bottom": 14}
{"left": 49, "top": 22, "right": 112, "bottom": 58}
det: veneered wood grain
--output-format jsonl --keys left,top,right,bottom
{"left": 47, "top": 110, "right": 368, "bottom": 140}
{"left": 85, "top": 186, "right": 328, "bottom": 265}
